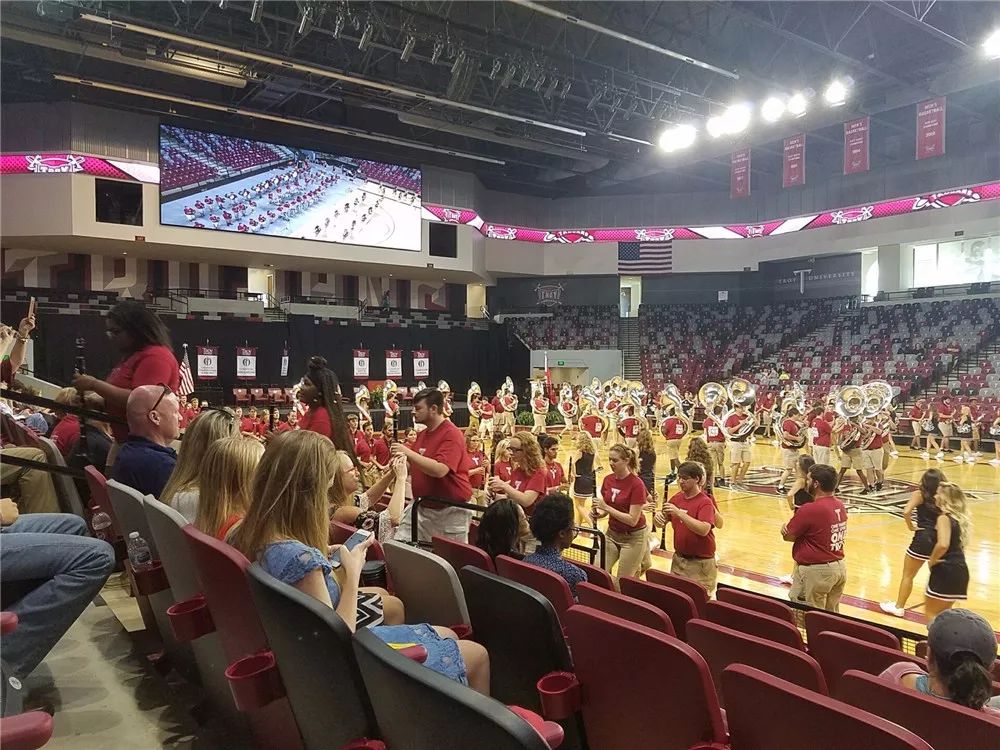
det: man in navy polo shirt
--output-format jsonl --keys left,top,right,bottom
{"left": 111, "top": 384, "right": 180, "bottom": 498}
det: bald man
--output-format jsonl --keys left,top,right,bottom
{"left": 110, "top": 384, "right": 180, "bottom": 498}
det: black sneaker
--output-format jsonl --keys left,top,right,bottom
{"left": 777, "top": 485, "right": 787, "bottom": 494}
{"left": 859, "top": 487, "right": 871, "bottom": 495}
{"left": 875, "top": 482, "right": 883, "bottom": 492}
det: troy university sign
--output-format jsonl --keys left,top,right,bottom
{"left": 535, "top": 283, "right": 564, "bottom": 307}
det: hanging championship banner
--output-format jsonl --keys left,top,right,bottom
{"left": 236, "top": 347, "right": 257, "bottom": 379}
{"left": 197, "top": 346, "right": 218, "bottom": 380}
{"left": 280, "top": 347, "right": 289, "bottom": 378}
{"left": 353, "top": 349, "right": 370, "bottom": 379}
{"left": 412, "top": 350, "right": 430, "bottom": 379}
{"left": 782, "top": 134, "right": 805, "bottom": 188}
{"left": 385, "top": 349, "right": 402, "bottom": 378}
{"left": 730, "top": 148, "right": 751, "bottom": 198}
{"left": 916, "top": 97, "right": 946, "bottom": 160}
{"left": 843, "top": 116, "right": 870, "bottom": 175}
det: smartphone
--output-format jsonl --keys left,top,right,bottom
{"left": 329, "top": 528, "right": 373, "bottom": 569}
{"left": 28, "top": 296, "right": 36, "bottom": 319}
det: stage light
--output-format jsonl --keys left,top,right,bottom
{"left": 823, "top": 78, "right": 851, "bottom": 106}
{"left": 400, "top": 35, "right": 416, "bottom": 62}
{"left": 218, "top": 0, "right": 228, "bottom": 8}
{"left": 787, "top": 91, "right": 808, "bottom": 117}
{"left": 430, "top": 38, "right": 444, "bottom": 64}
{"left": 706, "top": 115, "right": 725, "bottom": 138}
{"left": 451, "top": 49, "right": 466, "bottom": 74}
{"left": 983, "top": 29, "right": 1000, "bottom": 58}
{"left": 761, "top": 96, "right": 785, "bottom": 123}
{"left": 358, "top": 22, "right": 374, "bottom": 51}
{"left": 721, "top": 103, "right": 751, "bottom": 133}
{"left": 249, "top": 0, "right": 263, "bottom": 23}
{"left": 489, "top": 58, "right": 503, "bottom": 80}
{"left": 658, "top": 123, "right": 696, "bottom": 153}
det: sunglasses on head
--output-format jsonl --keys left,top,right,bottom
{"left": 150, "top": 383, "right": 173, "bottom": 413}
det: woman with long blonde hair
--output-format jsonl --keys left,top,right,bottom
{"left": 160, "top": 408, "right": 240, "bottom": 520}
{"left": 567, "top": 430, "right": 600, "bottom": 525}
{"left": 924, "top": 482, "right": 972, "bottom": 621}
{"left": 194, "top": 436, "right": 263, "bottom": 541}
{"left": 232, "top": 430, "right": 490, "bottom": 693}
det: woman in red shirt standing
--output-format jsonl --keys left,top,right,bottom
{"left": 296, "top": 356, "right": 357, "bottom": 463}
{"left": 72, "top": 300, "right": 179, "bottom": 458}
{"left": 593, "top": 443, "right": 651, "bottom": 581}
{"left": 488, "top": 432, "right": 546, "bottom": 516}
{"left": 465, "top": 430, "right": 488, "bottom": 504}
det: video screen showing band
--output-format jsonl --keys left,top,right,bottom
{"left": 159, "top": 124, "right": 422, "bottom": 251}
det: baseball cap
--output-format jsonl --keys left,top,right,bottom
{"left": 928, "top": 609, "right": 998, "bottom": 667}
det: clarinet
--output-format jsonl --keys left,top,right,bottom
{"left": 73, "top": 336, "right": 89, "bottom": 467}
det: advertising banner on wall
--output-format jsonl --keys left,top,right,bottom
{"left": 843, "top": 116, "right": 870, "bottom": 175}
{"left": 353, "top": 349, "right": 370, "bottom": 379}
{"left": 412, "top": 350, "right": 430, "bottom": 379}
{"left": 197, "top": 346, "right": 218, "bottom": 380}
{"left": 385, "top": 349, "right": 403, "bottom": 379}
{"left": 760, "top": 254, "right": 862, "bottom": 301}
{"left": 236, "top": 347, "right": 257, "bottom": 380}
{"left": 916, "top": 97, "right": 946, "bottom": 160}
{"left": 782, "top": 134, "right": 806, "bottom": 188}
{"left": 730, "top": 148, "right": 751, "bottom": 198}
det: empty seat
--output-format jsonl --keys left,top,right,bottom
{"left": 804, "top": 610, "right": 901, "bottom": 650}
{"left": 645, "top": 568, "right": 709, "bottom": 616}
{"left": 495, "top": 555, "right": 574, "bottom": 623}
{"left": 573, "top": 561, "right": 615, "bottom": 591}
{"left": 352, "top": 628, "right": 559, "bottom": 750}
{"left": 620, "top": 576, "right": 698, "bottom": 641}
{"left": 687, "top": 619, "right": 827, "bottom": 707}
{"left": 432, "top": 535, "right": 496, "bottom": 575}
{"left": 35, "top": 436, "right": 85, "bottom": 518}
{"left": 837, "top": 669, "right": 1000, "bottom": 750}
{"left": 810, "top": 631, "right": 926, "bottom": 694}
{"left": 704, "top": 599, "right": 805, "bottom": 651}
{"left": 717, "top": 586, "right": 795, "bottom": 624}
{"left": 576, "top": 582, "right": 674, "bottom": 636}
{"left": 382, "top": 541, "right": 470, "bottom": 628}
{"left": 723, "top": 664, "right": 932, "bottom": 749}
{"left": 563, "top": 605, "right": 728, "bottom": 750}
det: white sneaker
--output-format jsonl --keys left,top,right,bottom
{"left": 964, "top": 453, "right": 974, "bottom": 463}
{"left": 974, "top": 451, "right": 982, "bottom": 457}
{"left": 952, "top": 455, "right": 964, "bottom": 463}
{"left": 879, "top": 602, "right": 905, "bottom": 617}
{"left": 920, "top": 451, "right": 930, "bottom": 459}
{"left": 989, "top": 458, "right": 1000, "bottom": 465}
{"left": 889, "top": 450, "right": 899, "bottom": 458}
{"left": 771, "top": 439, "right": 779, "bottom": 447}
{"left": 779, "top": 574, "right": 793, "bottom": 586}
{"left": 935, "top": 451, "right": 944, "bottom": 460}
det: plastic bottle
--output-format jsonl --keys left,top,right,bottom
{"left": 90, "top": 506, "right": 113, "bottom": 543}
{"left": 127, "top": 531, "right": 153, "bottom": 572}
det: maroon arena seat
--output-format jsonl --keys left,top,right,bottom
{"left": 496, "top": 555, "right": 574, "bottom": 623}
{"left": 804, "top": 609, "right": 901, "bottom": 650}
{"left": 575, "top": 582, "right": 675, "bottom": 637}
{"left": 717, "top": 586, "right": 795, "bottom": 624}
{"left": 0, "top": 711, "right": 53, "bottom": 750}
{"left": 573, "top": 561, "right": 615, "bottom": 591}
{"left": 810, "top": 631, "right": 926, "bottom": 694}
{"left": 837, "top": 669, "right": 1000, "bottom": 750}
{"left": 645, "top": 568, "right": 709, "bottom": 616}
{"left": 563, "top": 605, "right": 728, "bottom": 750}
{"left": 432, "top": 535, "right": 496, "bottom": 574}
{"left": 722, "top": 664, "right": 932, "bottom": 750}
{"left": 687, "top": 619, "right": 827, "bottom": 707}
{"left": 620, "top": 576, "right": 698, "bottom": 641}
{"left": 704, "top": 599, "right": 806, "bottom": 651}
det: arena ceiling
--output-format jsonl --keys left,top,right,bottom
{"left": 2, "top": 1, "right": 998, "bottom": 197}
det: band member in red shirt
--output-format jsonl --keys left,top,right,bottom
{"left": 937, "top": 396, "right": 955, "bottom": 454}
{"left": 812, "top": 408, "right": 835, "bottom": 466}
{"left": 659, "top": 411, "right": 689, "bottom": 485}
{"left": 579, "top": 410, "right": 606, "bottom": 441}
{"left": 776, "top": 407, "right": 805, "bottom": 494}
{"left": 538, "top": 434, "right": 566, "bottom": 496}
{"left": 702, "top": 407, "right": 727, "bottom": 488}
{"left": 477, "top": 398, "right": 495, "bottom": 441}
{"left": 593, "top": 444, "right": 651, "bottom": 581}
{"left": 371, "top": 424, "right": 391, "bottom": 469}
{"left": 489, "top": 432, "right": 546, "bottom": 517}
{"left": 656, "top": 461, "right": 718, "bottom": 595}
{"left": 781, "top": 464, "right": 847, "bottom": 612}
{"left": 491, "top": 438, "right": 513, "bottom": 483}
{"left": 725, "top": 404, "right": 753, "bottom": 488}
{"left": 617, "top": 411, "right": 642, "bottom": 449}
{"left": 756, "top": 391, "right": 775, "bottom": 440}
{"left": 466, "top": 430, "right": 488, "bottom": 504}
{"left": 908, "top": 399, "right": 926, "bottom": 450}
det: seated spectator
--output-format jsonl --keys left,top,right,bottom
{"left": 348, "top": 455, "right": 408, "bottom": 544}
{"left": 880, "top": 608, "right": 999, "bottom": 714}
{"left": 0, "top": 497, "right": 115, "bottom": 683}
{"left": 523, "top": 494, "right": 586, "bottom": 598}
{"left": 160, "top": 407, "right": 240, "bottom": 521}
{"left": 231, "top": 430, "right": 490, "bottom": 694}
{"left": 110, "top": 384, "right": 181, "bottom": 498}
{"left": 475, "top": 498, "right": 525, "bottom": 562}
{"left": 50, "top": 388, "right": 85, "bottom": 458}
{"left": 194, "top": 436, "right": 263, "bottom": 541}
{"left": 0, "top": 438, "right": 59, "bottom": 514}
{"left": 50, "top": 390, "right": 113, "bottom": 473}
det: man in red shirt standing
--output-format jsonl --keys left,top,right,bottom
{"left": 477, "top": 398, "right": 495, "bottom": 442}
{"left": 937, "top": 396, "right": 955, "bottom": 454}
{"left": 391, "top": 388, "right": 473, "bottom": 542}
{"left": 702, "top": 407, "right": 727, "bottom": 488}
{"left": 725, "top": 403, "right": 753, "bottom": 488}
{"left": 811, "top": 408, "right": 834, "bottom": 467}
{"left": 659, "top": 411, "right": 689, "bottom": 484}
{"left": 781, "top": 464, "right": 848, "bottom": 612}
{"left": 657, "top": 461, "right": 718, "bottom": 595}
{"left": 908, "top": 399, "right": 926, "bottom": 450}
{"left": 776, "top": 407, "right": 805, "bottom": 494}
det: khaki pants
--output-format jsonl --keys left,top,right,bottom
{"left": 468, "top": 413, "right": 480, "bottom": 432}
{"left": 604, "top": 527, "right": 651, "bottom": 582}
{"left": 938, "top": 421, "right": 953, "bottom": 438}
{"left": 812, "top": 445, "right": 831, "bottom": 465}
{"left": 861, "top": 448, "right": 883, "bottom": 470}
{"left": 670, "top": 555, "right": 718, "bottom": 596}
{"left": 478, "top": 418, "right": 494, "bottom": 440}
{"left": 665, "top": 439, "right": 682, "bottom": 461}
{"left": 394, "top": 503, "right": 473, "bottom": 544}
{"left": 781, "top": 448, "right": 800, "bottom": 470}
{"left": 1, "top": 447, "right": 61, "bottom": 514}
{"left": 707, "top": 443, "right": 725, "bottom": 478}
{"left": 789, "top": 560, "right": 847, "bottom": 612}
{"left": 532, "top": 413, "right": 546, "bottom": 432}
{"left": 840, "top": 448, "right": 861, "bottom": 468}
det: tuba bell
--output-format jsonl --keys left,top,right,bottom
{"left": 719, "top": 378, "right": 758, "bottom": 440}
{"left": 698, "top": 381, "right": 728, "bottom": 413}
{"left": 657, "top": 383, "right": 692, "bottom": 437}
{"left": 467, "top": 381, "right": 483, "bottom": 419}
{"left": 354, "top": 384, "right": 372, "bottom": 427}
{"left": 833, "top": 384, "right": 865, "bottom": 448}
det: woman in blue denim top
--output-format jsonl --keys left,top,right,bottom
{"left": 231, "top": 430, "right": 490, "bottom": 694}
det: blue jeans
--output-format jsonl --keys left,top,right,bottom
{"left": 1, "top": 514, "right": 115, "bottom": 678}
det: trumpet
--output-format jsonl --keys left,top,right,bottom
{"left": 720, "top": 378, "right": 758, "bottom": 440}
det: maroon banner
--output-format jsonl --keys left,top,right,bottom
{"left": 352, "top": 349, "right": 369, "bottom": 380}
{"left": 916, "top": 97, "right": 946, "bottom": 160}
{"left": 236, "top": 347, "right": 257, "bottom": 380}
{"left": 843, "top": 116, "right": 870, "bottom": 175}
{"left": 782, "top": 134, "right": 806, "bottom": 188}
{"left": 412, "top": 350, "right": 429, "bottom": 379}
{"left": 385, "top": 349, "right": 402, "bottom": 379}
{"left": 196, "top": 346, "right": 218, "bottom": 380}
{"left": 730, "top": 148, "right": 751, "bottom": 198}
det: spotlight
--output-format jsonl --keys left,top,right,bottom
{"left": 721, "top": 103, "right": 751, "bottom": 133}
{"left": 787, "top": 91, "right": 808, "bottom": 117}
{"left": 559, "top": 79, "right": 572, "bottom": 98}
{"left": 500, "top": 61, "right": 516, "bottom": 88}
{"left": 823, "top": 77, "right": 852, "bottom": 106}
{"left": 760, "top": 96, "right": 785, "bottom": 123}
{"left": 451, "top": 49, "right": 466, "bottom": 74}
{"left": 658, "top": 123, "right": 697, "bottom": 153}
{"left": 249, "top": 0, "right": 263, "bottom": 23}
{"left": 489, "top": 58, "right": 503, "bottom": 80}
{"left": 706, "top": 115, "right": 726, "bottom": 138}
{"left": 544, "top": 77, "right": 559, "bottom": 98}
{"left": 401, "top": 35, "right": 416, "bottom": 62}
{"left": 430, "top": 38, "right": 444, "bottom": 64}
{"left": 358, "top": 22, "right": 374, "bottom": 51}
{"left": 982, "top": 28, "right": 1000, "bottom": 58}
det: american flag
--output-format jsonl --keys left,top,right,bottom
{"left": 618, "top": 240, "right": 673, "bottom": 275}
{"left": 178, "top": 344, "right": 195, "bottom": 396}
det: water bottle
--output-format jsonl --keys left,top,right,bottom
{"left": 127, "top": 531, "right": 153, "bottom": 572}
{"left": 91, "top": 506, "right": 113, "bottom": 543}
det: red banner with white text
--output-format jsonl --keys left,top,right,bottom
{"left": 782, "top": 134, "right": 806, "bottom": 188}
{"left": 843, "top": 116, "right": 870, "bottom": 175}
{"left": 385, "top": 349, "right": 402, "bottom": 379}
{"left": 730, "top": 148, "right": 751, "bottom": 198}
{"left": 916, "top": 97, "right": 946, "bottom": 160}
{"left": 353, "top": 349, "right": 370, "bottom": 379}
{"left": 196, "top": 346, "right": 218, "bottom": 380}
{"left": 412, "top": 350, "right": 430, "bottom": 379}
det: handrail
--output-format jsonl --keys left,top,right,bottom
{"left": 280, "top": 293, "right": 362, "bottom": 307}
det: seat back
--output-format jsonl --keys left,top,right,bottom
{"left": 811, "top": 631, "right": 925, "bottom": 693}
{"left": 645, "top": 568, "right": 709, "bottom": 615}
{"left": 106, "top": 479, "right": 157, "bottom": 554}
{"left": 687, "top": 619, "right": 827, "bottom": 707}
{"left": 574, "top": 561, "right": 615, "bottom": 591}
{"left": 382, "top": 540, "right": 470, "bottom": 627}
{"left": 432, "top": 535, "right": 496, "bottom": 574}
{"left": 563, "top": 605, "right": 727, "bottom": 750}
{"left": 805, "top": 610, "right": 900, "bottom": 650}
{"left": 837, "top": 669, "right": 1000, "bottom": 750}
{"left": 36, "top": 436, "right": 85, "bottom": 517}
{"left": 495, "top": 555, "right": 574, "bottom": 622}
{"left": 576, "top": 582, "right": 675, "bottom": 636}
{"left": 620, "top": 577, "right": 698, "bottom": 641}
{"left": 247, "top": 564, "right": 375, "bottom": 750}
{"left": 717, "top": 587, "right": 795, "bottom": 624}
{"left": 83, "top": 465, "right": 120, "bottom": 536}
{"left": 704, "top": 600, "right": 805, "bottom": 651}
{"left": 352, "top": 629, "right": 549, "bottom": 750}
{"left": 722, "top": 664, "right": 932, "bottom": 750}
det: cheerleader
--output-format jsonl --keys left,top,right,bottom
{"left": 955, "top": 406, "right": 974, "bottom": 464}
{"left": 989, "top": 416, "right": 1000, "bottom": 465}
{"left": 922, "top": 405, "right": 942, "bottom": 460}
{"left": 923, "top": 482, "right": 972, "bottom": 620}
{"left": 566, "top": 431, "right": 600, "bottom": 526}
